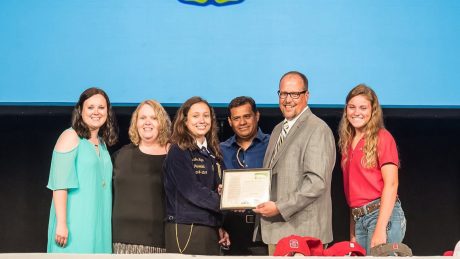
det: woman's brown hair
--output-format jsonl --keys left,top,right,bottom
{"left": 171, "top": 96, "right": 222, "bottom": 161}
{"left": 71, "top": 87, "right": 118, "bottom": 146}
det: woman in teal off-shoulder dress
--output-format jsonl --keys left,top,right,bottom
{"left": 47, "top": 88, "right": 118, "bottom": 253}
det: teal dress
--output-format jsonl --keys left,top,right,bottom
{"left": 47, "top": 133, "right": 112, "bottom": 253}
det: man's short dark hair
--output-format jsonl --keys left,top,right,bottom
{"left": 228, "top": 96, "right": 257, "bottom": 115}
{"left": 279, "top": 71, "right": 309, "bottom": 91}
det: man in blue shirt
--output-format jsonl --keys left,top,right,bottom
{"left": 220, "top": 96, "right": 270, "bottom": 255}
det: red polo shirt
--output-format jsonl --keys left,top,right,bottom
{"left": 342, "top": 129, "right": 399, "bottom": 208}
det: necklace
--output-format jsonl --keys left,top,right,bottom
{"left": 89, "top": 138, "right": 105, "bottom": 188}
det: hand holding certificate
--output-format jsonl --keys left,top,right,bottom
{"left": 220, "top": 168, "right": 271, "bottom": 210}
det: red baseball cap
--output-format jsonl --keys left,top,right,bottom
{"left": 323, "top": 241, "right": 366, "bottom": 256}
{"left": 303, "top": 236, "right": 324, "bottom": 256}
{"left": 274, "top": 235, "right": 311, "bottom": 256}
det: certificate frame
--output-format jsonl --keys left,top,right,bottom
{"left": 220, "top": 168, "right": 271, "bottom": 210}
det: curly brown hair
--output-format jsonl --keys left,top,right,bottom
{"left": 128, "top": 99, "right": 171, "bottom": 146}
{"left": 338, "top": 84, "right": 384, "bottom": 168}
{"left": 171, "top": 96, "right": 222, "bottom": 161}
{"left": 71, "top": 87, "right": 118, "bottom": 146}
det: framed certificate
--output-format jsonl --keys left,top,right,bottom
{"left": 220, "top": 168, "right": 271, "bottom": 210}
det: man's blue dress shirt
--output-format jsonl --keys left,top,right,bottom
{"left": 220, "top": 128, "right": 270, "bottom": 169}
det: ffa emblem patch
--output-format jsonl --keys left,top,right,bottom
{"left": 178, "top": 0, "right": 245, "bottom": 7}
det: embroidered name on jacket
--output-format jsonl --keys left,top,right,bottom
{"left": 193, "top": 164, "right": 206, "bottom": 169}
{"left": 195, "top": 170, "right": 208, "bottom": 175}
{"left": 193, "top": 157, "right": 208, "bottom": 175}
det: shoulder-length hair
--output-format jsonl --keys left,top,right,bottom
{"left": 71, "top": 87, "right": 118, "bottom": 146}
{"left": 128, "top": 99, "right": 171, "bottom": 146}
{"left": 338, "top": 84, "right": 384, "bottom": 168}
{"left": 171, "top": 96, "right": 222, "bottom": 161}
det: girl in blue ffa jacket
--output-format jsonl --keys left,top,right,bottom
{"left": 164, "top": 96, "right": 230, "bottom": 255}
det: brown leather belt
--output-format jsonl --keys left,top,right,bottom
{"left": 351, "top": 200, "right": 381, "bottom": 221}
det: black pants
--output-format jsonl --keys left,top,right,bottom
{"left": 165, "top": 223, "right": 220, "bottom": 255}
{"left": 223, "top": 211, "right": 268, "bottom": 255}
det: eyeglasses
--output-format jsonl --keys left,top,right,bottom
{"left": 277, "top": 90, "right": 307, "bottom": 99}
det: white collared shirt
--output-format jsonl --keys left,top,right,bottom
{"left": 283, "top": 106, "right": 309, "bottom": 134}
{"left": 196, "top": 138, "right": 208, "bottom": 151}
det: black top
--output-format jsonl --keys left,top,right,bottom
{"left": 112, "top": 144, "right": 166, "bottom": 247}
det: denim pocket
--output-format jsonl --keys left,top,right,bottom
{"left": 386, "top": 203, "right": 406, "bottom": 243}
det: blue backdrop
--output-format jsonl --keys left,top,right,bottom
{"left": 1, "top": 0, "right": 459, "bottom": 106}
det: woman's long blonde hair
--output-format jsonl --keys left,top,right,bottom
{"left": 338, "top": 84, "right": 384, "bottom": 168}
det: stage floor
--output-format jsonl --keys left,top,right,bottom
{"left": 0, "top": 254, "right": 450, "bottom": 259}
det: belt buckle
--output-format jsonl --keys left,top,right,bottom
{"left": 351, "top": 209, "right": 358, "bottom": 221}
{"left": 352, "top": 207, "right": 363, "bottom": 221}
{"left": 245, "top": 214, "right": 255, "bottom": 224}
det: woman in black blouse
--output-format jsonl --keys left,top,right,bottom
{"left": 164, "top": 96, "right": 230, "bottom": 255}
{"left": 112, "top": 99, "right": 171, "bottom": 253}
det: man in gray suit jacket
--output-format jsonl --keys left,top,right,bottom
{"left": 253, "top": 71, "right": 336, "bottom": 255}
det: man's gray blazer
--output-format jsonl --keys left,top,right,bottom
{"left": 258, "top": 108, "right": 336, "bottom": 244}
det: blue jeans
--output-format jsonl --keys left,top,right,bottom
{"left": 354, "top": 200, "right": 406, "bottom": 254}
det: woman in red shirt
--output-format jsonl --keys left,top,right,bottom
{"left": 338, "top": 84, "right": 406, "bottom": 253}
